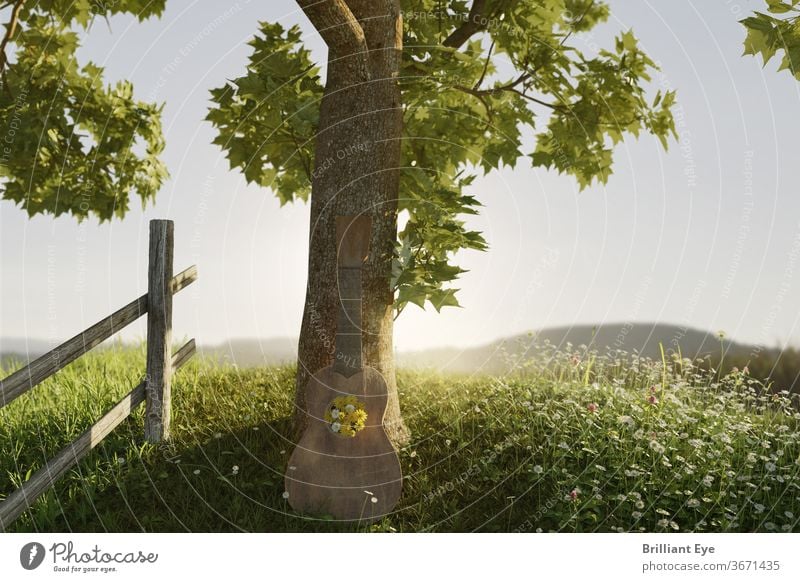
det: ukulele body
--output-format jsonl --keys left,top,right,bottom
{"left": 285, "top": 364, "right": 402, "bottom": 522}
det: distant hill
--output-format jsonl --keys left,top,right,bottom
{"left": 399, "top": 323, "right": 760, "bottom": 374}
{"left": 196, "top": 323, "right": 763, "bottom": 373}
{"left": 0, "top": 337, "right": 55, "bottom": 368}
{"left": 1, "top": 324, "right": 765, "bottom": 374}
{"left": 199, "top": 337, "right": 298, "bottom": 367}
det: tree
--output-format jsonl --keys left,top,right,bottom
{"left": 207, "top": 1, "right": 676, "bottom": 445}
{"left": 2, "top": 1, "right": 677, "bottom": 446}
{"left": 741, "top": 0, "right": 800, "bottom": 80}
{"left": 0, "top": 1, "right": 168, "bottom": 219}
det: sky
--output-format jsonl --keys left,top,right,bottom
{"left": 2, "top": 0, "right": 800, "bottom": 353}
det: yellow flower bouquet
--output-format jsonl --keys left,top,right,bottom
{"left": 325, "top": 395, "right": 368, "bottom": 437}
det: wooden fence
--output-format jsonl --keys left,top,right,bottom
{"left": 0, "top": 219, "right": 197, "bottom": 530}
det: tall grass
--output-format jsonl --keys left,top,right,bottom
{"left": 1, "top": 343, "right": 799, "bottom": 532}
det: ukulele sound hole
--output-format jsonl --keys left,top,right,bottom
{"left": 325, "top": 396, "right": 368, "bottom": 437}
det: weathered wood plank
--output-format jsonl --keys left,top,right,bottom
{"left": 0, "top": 340, "right": 196, "bottom": 531}
{"left": 144, "top": 220, "right": 174, "bottom": 443}
{"left": 0, "top": 265, "right": 197, "bottom": 411}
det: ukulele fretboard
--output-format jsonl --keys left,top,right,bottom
{"left": 334, "top": 265, "right": 362, "bottom": 376}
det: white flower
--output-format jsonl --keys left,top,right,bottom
{"left": 331, "top": 409, "right": 340, "bottom": 419}
{"left": 371, "top": 497, "right": 378, "bottom": 504}
{"left": 753, "top": 503, "right": 766, "bottom": 514}
{"left": 193, "top": 469, "right": 201, "bottom": 475}
{"left": 331, "top": 422, "right": 342, "bottom": 433}
{"left": 702, "top": 474, "right": 714, "bottom": 487}
{"left": 282, "top": 491, "right": 290, "bottom": 499}
{"left": 533, "top": 465, "right": 544, "bottom": 474}
{"left": 687, "top": 498, "right": 700, "bottom": 508}
{"left": 765, "top": 462, "right": 776, "bottom": 472}
{"left": 214, "top": 433, "right": 222, "bottom": 439}
{"left": 117, "top": 457, "right": 126, "bottom": 465}
{"left": 618, "top": 415, "right": 634, "bottom": 427}
{"left": 232, "top": 465, "right": 239, "bottom": 475}
{"left": 345, "top": 404, "right": 355, "bottom": 413}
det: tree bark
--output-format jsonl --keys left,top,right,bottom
{"left": 294, "top": 1, "right": 409, "bottom": 447}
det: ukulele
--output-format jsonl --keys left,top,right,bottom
{"left": 285, "top": 215, "right": 402, "bottom": 522}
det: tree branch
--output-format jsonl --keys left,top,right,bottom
{"left": 443, "top": 0, "right": 487, "bottom": 48}
{"left": 0, "top": 0, "right": 25, "bottom": 74}
{"left": 296, "top": 0, "right": 370, "bottom": 78}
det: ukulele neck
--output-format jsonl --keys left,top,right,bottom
{"left": 333, "top": 265, "right": 363, "bottom": 376}
{"left": 333, "top": 215, "right": 371, "bottom": 378}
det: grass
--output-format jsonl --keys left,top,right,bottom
{"left": 1, "top": 343, "right": 799, "bottom": 533}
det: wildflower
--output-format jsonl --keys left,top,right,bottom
{"left": 533, "top": 465, "right": 543, "bottom": 474}
{"left": 282, "top": 491, "right": 290, "bottom": 499}
{"left": 569, "top": 489, "right": 579, "bottom": 501}
{"left": 410, "top": 451, "right": 417, "bottom": 458}
{"left": 632, "top": 511, "right": 643, "bottom": 519}
{"left": 765, "top": 462, "right": 776, "bottom": 473}
{"left": 331, "top": 421, "right": 342, "bottom": 433}
{"left": 117, "top": 457, "right": 126, "bottom": 465}
{"left": 330, "top": 408, "right": 340, "bottom": 419}
{"left": 232, "top": 465, "right": 240, "bottom": 475}
{"left": 445, "top": 439, "right": 452, "bottom": 447}
{"left": 571, "top": 355, "right": 581, "bottom": 366}
{"left": 657, "top": 518, "right": 669, "bottom": 528}
{"left": 765, "top": 522, "right": 776, "bottom": 530}
{"left": 687, "top": 498, "right": 700, "bottom": 508}
{"left": 647, "top": 395, "right": 658, "bottom": 405}
{"left": 193, "top": 469, "right": 201, "bottom": 475}
{"left": 371, "top": 497, "right": 378, "bottom": 504}
{"left": 753, "top": 503, "right": 765, "bottom": 514}
{"left": 587, "top": 403, "right": 598, "bottom": 413}
{"left": 702, "top": 474, "right": 714, "bottom": 487}
{"left": 618, "top": 415, "right": 634, "bottom": 427}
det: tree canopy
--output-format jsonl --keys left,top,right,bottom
{"left": 1, "top": 1, "right": 677, "bottom": 313}
{"left": 742, "top": 0, "right": 800, "bottom": 80}
{"left": 207, "top": 1, "right": 676, "bottom": 314}
{"left": 0, "top": 0, "right": 168, "bottom": 220}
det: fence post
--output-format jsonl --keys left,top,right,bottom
{"left": 145, "top": 219, "right": 174, "bottom": 443}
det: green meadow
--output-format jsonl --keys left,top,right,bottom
{"left": 2, "top": 345, "right": 799, "bottom": 533}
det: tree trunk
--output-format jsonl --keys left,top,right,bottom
{"left": 294, "top": 1, "right": 410, "bottom": 447}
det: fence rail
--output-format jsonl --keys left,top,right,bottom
{"left": 0, "top": 219, "right": 197, "bottom": 531}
